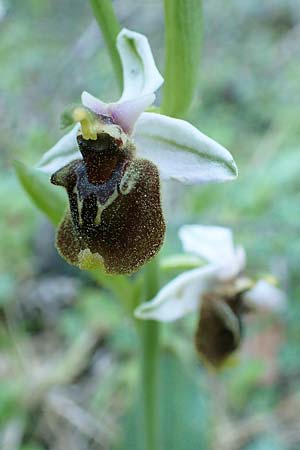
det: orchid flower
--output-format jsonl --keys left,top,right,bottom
{"left": 37, "top": 29, "right": 237, "bottom": 274}
{"left": 135, "top": 225, "right": 286, "bottom": 366}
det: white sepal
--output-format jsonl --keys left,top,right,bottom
{"left": 37, "top": 124, "right": 81, "bottom": 173}
{"left": 117, "top": 28, "right": 164, "bottom": 102}
{"left": 179, "top": 225, "right": 246, "bottom": 280}
{"left": 179, "top": 225, "right": 235, "bottom": 263}
{"left": 134, "top": 113, "right": 238, "bottom": 184}
{"left": 134, "top": 265, "right": 218, "bottom": 322}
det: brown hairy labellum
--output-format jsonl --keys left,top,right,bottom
{"left": 51, "top": 132, "right": 165, "bottom": 274}
{"left": 195, "top": 291, "right": 244, "bottom": 368}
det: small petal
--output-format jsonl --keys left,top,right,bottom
{"left": 179, "top": 225, "right": 246, "bottom": 280}
{"left": 134, "top": 265, "right": 218, "bottom": 322}
{"left": 134, "top": 113, "right": 238, "bottom": 184}
{"left": 117, "top": 28, "right": 164, "bottom": 102}
{"left": 82, "top": 91, "right": 154, "bottom": 135}
{"left": 243, "top": 280, "right": 286, "bottom": 313}
{"left": 109, "top": 94, "right": 155, "bottom": 134}
{"left": 81, "top": 91, "right": 109, "bottom": 116}
{"left": 37, "top": 124, "right": 81, "bottom": 173}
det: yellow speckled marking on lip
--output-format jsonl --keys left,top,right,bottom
{"left": 78, "top": 248, "right": 104, "bottom": 270}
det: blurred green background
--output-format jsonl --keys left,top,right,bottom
{"left": 1, "top": 0, "right": 300, "bottom": 449}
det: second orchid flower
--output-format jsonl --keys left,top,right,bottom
{"left": 135, "top": 225, "right": 286, "bottom": 367}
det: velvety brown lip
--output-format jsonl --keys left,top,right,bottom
{"left": 77, "top": 134, "right": 126, "bottom": 185}
{"left": 75, "top": 158, "right": 126, "bottom": 206}
{"left": 51, "top": 132, "right": 165, "bottom": 274}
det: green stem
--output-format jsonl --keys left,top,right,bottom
{"left": 162, "top": 0, "right": 203, "bottom": 117}
{"left": 89, "top": 0, "right": 123, "bottom": 92}
{"left": 141, "top": 257, "right": 161, "bottom": 450}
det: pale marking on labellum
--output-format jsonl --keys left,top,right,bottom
{"left": 73, "top": 186, "right": 84, "bottom": 226}
{"left": 94, "top": 187, "right": 119, "bottom": 225}
{"left": 119, "top": 165, "right": 140, "bottom": 195}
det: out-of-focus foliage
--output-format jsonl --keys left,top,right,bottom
{"left": 0, "top": 0, "right": 300, "bottom": 449}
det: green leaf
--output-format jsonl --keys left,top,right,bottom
{"left": 159, "top": 351, "right": 210, "bottom": 450}
{"left": 14, "top": 160, "right": 66, "bottom": 225}
{"left": 162, "top": 0, "right": 203, "bottom": 117}
{"left": 115, "top": 351, "right": 211, "bottom": 450}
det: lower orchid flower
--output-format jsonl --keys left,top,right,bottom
{"left": 135, "top": 225, "right": 286, "bottom": 367}
{"left": 37, "top": 29, "right": 237, "bottom": 274}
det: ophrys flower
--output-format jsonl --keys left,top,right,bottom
{"left": 135, "top": 225, "right": 286, "bottom": 366}
{"left": 37, "top": 30, "right": 238, "bottom": 274}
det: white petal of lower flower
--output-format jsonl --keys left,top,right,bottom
{"left": 134, "top": 265, "right": 218, "bottom": 322}
{"left": 117, "top": 28, "right": 164, "bottom": 102}
{"left": 217, "top": 245, "right": 247, "bottom": 281}
{"left": 232, "top": 246, "right": 246, "bottom": 275}
{"left": 37, "top": 124, "right": 81, "bottom": 173}
{"left": 243, "top": 280, "right": 286, "bottom": 313}
{"left": 179, "top": 225, "right": 234, "bottom": 261}
{"left": 134, "top": 113, "right": 237, "bottom": 184}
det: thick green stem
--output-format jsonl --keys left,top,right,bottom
{"left": 162, "top": 0, "right": 203, "bottom": 117}
{"left": 89, "top": 0, "right": 123, "bottom": 92}
{"left": 141, "top": 257, "right": 160, "bottom": 450}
